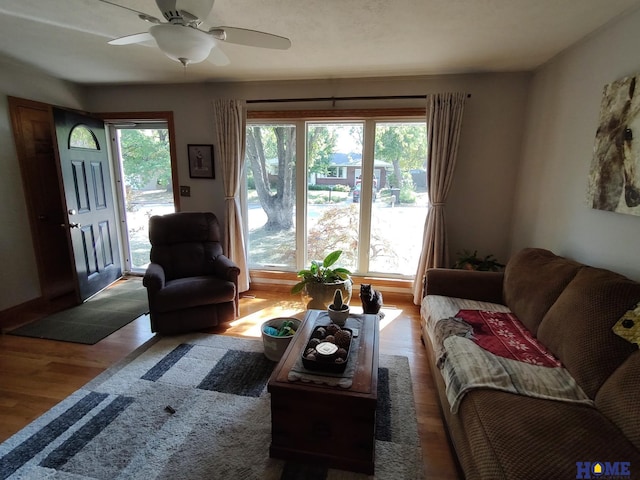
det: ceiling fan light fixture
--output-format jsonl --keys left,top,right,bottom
{"left": 149, "top": 24, "right": 215, "bottom": 65}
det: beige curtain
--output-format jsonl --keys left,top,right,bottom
{"left": 213, "top": 98, "right": 249, "bottom": 292}
{"left": 413, "top": 92, "right": 467, "bottom": 304}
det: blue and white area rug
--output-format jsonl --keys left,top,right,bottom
{"left": 0, "top": 334, "right": 423, "bottom": 479}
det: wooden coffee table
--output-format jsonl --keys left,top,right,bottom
{"left": 267, "top": 309, "right": 379, "bottom": 474}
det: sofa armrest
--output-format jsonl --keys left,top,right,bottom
{"left": 143, "top": 262, "right": 166, "bottom": 294}
{"left": 425, "top": 268, "right": 504, "bottom": 304}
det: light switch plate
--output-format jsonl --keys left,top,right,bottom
{"left": 180, "top": 185, "right": 191, "bottom": 197}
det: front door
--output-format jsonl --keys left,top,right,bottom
{"left": 53, "top": 108, "right": 122, "bottom": 300}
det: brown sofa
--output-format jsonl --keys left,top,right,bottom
{"left": 421, "top": 247, "right": 640, "bottom": 479}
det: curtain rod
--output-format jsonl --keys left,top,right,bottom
{"left": 246, "top": 93, "right": 471, "bottom": 104}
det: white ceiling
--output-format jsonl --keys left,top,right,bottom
{"left": 1, "top": 0, "right": 639, "bottom": 86}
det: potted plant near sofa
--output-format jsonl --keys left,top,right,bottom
{"left": 291, "top": 250, "right": 352, "bottom": 309}
{"left": 453, "top": 250, "right": 504, "bottom": 272}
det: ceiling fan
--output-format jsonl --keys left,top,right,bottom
{"left": 99, "top": 0, "right": 291, "bottom": 66}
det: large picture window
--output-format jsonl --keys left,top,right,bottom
{"left": 244, "top": 110, "right": 427, "bottom": 278}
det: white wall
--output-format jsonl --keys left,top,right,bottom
{"left": 511, "top": 9, "right": 640, "bottom": 281}
{"left": 83, "top": 83, "right": 227, "bottom": 222}
{"left": 0, "top": 56, "right": 85, "bottom": 311}
{"left": 0, "top": 63, "right": 529, "bottom": 312}
{"left": 85, "top": 73, "right": 530, "bottom": 267}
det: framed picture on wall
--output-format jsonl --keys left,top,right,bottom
{"left": 587, "top": 73, "right": 640, "bottom": 216}
{"left": 188, "top": 144, "right": 215, "bottom": 179}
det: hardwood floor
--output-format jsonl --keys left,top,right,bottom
{"left": 0, "top": 288, "right": 459, "bottom": 479}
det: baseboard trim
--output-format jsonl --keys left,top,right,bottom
{"left": 0, "top": 296, "right": 45, "bottom": 331}
{"left": 0, "top": 291, "right": 79, "bottom": 331}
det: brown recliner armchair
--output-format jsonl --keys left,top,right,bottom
{"left": 143, "top": 212, "right": 240, "bottom": 334}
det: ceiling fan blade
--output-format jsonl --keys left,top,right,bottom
{"left": 209, "top": 27, "right": 291, "bottom": 50}
{"left": 208, "top": 47, "right": 230, "bottom": 66}
{"left": 97, "top": 0, "right": 161, "bottom": 23}
{"left": 109, "top": 32, "right": 155, "bottom": 46}
{"left": 139, "top": 14, "right": 162, "bottom": 24}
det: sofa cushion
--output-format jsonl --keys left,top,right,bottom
{"left": 596, "top": 350, "right": 640, "bottom": 452}
{"left": 457, "top": 389, "right": 640, "bottom": 480}
{"left": 503, "top": 248, "right": 581, "bottom": 336}
{"left": 424, "top": 268, "right": 505, "bottom": 304}
{"left": 537, "top": 266, "right": 640, "bottom": 398}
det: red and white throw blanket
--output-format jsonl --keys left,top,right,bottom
{"left": 432, "top": 310, "right": 592, "bottom": 414}
{"left": 455, "top": 310, "right": 561, "bottom": 367}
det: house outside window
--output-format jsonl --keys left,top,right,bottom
{"left": 244, "top": 110, "right": 428, "bottom": 277}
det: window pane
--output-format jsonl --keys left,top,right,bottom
{"left": 306, "top": 122, "right": 363, "bottom": 272}
{"left": 245, "top": 124, "right": 296, "bottom": 269}
{"left": 69, "top": 124, "right": 99, "bottom": 150}
{"left": 369, "top": 122, "right": 428, "bottom": 275}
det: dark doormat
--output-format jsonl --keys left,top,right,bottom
{"left": 8, "top": 278, "right": 149, "bottom": 345}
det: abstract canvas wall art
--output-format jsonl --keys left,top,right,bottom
{"left": 587, "top": 74, "right": 640, "bottom": 216}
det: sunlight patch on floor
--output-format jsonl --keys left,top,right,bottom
{"left": 378, "top": 307, "right": 402, "bottom": 331}
{"left": 230, "top": 296, "right": 402, "bottom": 337}
{"left": 230, "top": 301, "right": 305, "bottom": 337}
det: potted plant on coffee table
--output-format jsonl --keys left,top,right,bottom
{"left": 327, "top": 289, "right": 350, "bottom": 326}
{"left": 291, "top": 250, "right": 352, "bottom": 310}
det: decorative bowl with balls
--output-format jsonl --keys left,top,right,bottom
{"left": 302, "top": 323, "right": 353, "bottom": 373}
